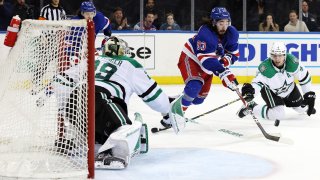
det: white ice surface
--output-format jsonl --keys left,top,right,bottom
{"left": 96, "top": 84, "right": 320, "bottom": 180}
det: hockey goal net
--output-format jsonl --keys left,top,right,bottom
{"left": 0, "top": 19, "right": 95, "bottom": 179}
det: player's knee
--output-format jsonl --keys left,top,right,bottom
{"left": 192, "top": 97, "right": 205, "bottom": 105}
{"left": 182, "top": 80, "right": 203, "bottom": 106}
{"left": 268, "top": 106, "right": 285, "bottom": 120}
{"left": 292, "top": 106, "right": 306, "bottom": 114}
{"left": 184, "top": 80, "right": 203, "bottom": 97}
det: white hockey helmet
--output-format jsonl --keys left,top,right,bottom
{"left": 102, "top": 36, "right": 130, "bottom": 56}
{"left": 270, "top": 42, "right": 286, "bottom": 55}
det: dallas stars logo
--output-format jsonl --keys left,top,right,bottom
{"left": 274, "top": 80, "right": 293, "bottom": 94}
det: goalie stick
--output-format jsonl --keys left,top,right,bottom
{"left": 235, "top": 88, "right": 281, "bottom": 142}
{"left": 151, "top": 98, "right": 241, "bottom": 133}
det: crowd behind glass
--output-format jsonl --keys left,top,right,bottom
{"left": 1, "top": 0, "right": 320, "bottom": 32}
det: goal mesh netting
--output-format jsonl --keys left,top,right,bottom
{"left": 0, "top": 19, "right": 94, "bottom": 179}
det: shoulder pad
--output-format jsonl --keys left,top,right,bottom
{"left": 258, "top": 58, "right": 277, "bottom": 78}
{"left": 195, "top": 25, "right": 217, "bottom": 51}
{"left": 95, "top": 11, "right": 103, "bottom": 16}
{"left": 226, "top": 26, "right": 239, "bottom": 41}
{"left": 285, "top": 54, "right": 299, "bottom": 73}
{"left": 198, "top": 24, "right": 212, "bottom": 34}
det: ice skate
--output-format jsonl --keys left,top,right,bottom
{"left": 95, "top": 149, "right": 126, "bottom": 170}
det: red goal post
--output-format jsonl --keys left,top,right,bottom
{"left": 0, "top": 19, "right": 95, "bottom": 179}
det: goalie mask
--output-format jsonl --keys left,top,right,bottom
{"left": 102, "top": 36, "right": 131, "bottom": 56}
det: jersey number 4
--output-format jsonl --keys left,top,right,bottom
{"left": 95, "top": 60, "right": 117, "bottom": 80}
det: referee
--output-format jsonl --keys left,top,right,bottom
{"left": 39, "top": 0, "right": 66, "bottom": 20}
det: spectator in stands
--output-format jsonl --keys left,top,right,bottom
{"left": 258, "top": 13, "right": 279, "bottom": 32}
{"left": 13, "top": 0, "right": 35, "bottom": 21}
{"left": 246, "top": 0, "right": 265, "bottom": 31}
{"left": 284, "top": 10, "right": 309, "bottom": 32}
{"left": 144, "top": 0, "right": 162, "bottom": 29}
{"left": 133, "top": 11, "right": 156, "bottom": 31}
{"left": 226, "top": 0, "right": 243, "bottom": 30}
{"left": 39, "top": 0, "right": 66, "bottom": 20}
{"left": 110, "top": 7, "right": 131, "bottom": 30}
{"left": 302, "top": 0, "right": 318, "bottom": 31}
{"left": 160, "top": 12, "right": 180, "bottom": 30}
{"left": 0, "top": 0, "right": 13, "bottom": 30}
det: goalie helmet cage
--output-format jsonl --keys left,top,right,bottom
{"left": 0, "top": 19, "right": 95, "bottom": 179}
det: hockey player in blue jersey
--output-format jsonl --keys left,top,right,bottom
{"left": 161, "top": 7, "right": 240, "bottom": 129}
{"left": 34, "top": 2, "right": 111, "bottom": 96}
{"left": 72, "top": 1, "right": 111, "bottom": 37}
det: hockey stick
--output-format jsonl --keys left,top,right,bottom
{"left": 235, "top": 88, "right": 281, "bottom": 142}
{"left": 151, "top": 98, "right": 241, "bottom": 133}
{"left": 187, "top": 98, "right": 241, "bottom": 123}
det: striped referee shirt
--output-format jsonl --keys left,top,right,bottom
{"left": 39, "top": 4, "right": 66, "bottom": 21}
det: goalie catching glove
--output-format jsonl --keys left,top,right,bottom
{"left": 301, "top": 91, "right": 316, "bottom": 116}
{"left": 219, "top": 69, "right": 238, "bottom": 91}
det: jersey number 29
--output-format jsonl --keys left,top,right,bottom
{"left": 95, "top": 60, "right": 117, "bottom": 80}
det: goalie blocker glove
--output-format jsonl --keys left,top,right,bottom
{"left": 241, "top": 83, "right": 255, "bottom": 102}
{"left": 301, "top": 91, "right": 316, "bottom": 116}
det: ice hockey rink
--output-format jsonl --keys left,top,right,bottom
{"left": 96, "top": 84, "right": 320, "bottom": 180}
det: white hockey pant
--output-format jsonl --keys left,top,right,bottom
{"left": 253, "top": 105, "right": 285, "bottom": 120}
{"left": 292, "top": 106, "right": 308, "bottom": 114}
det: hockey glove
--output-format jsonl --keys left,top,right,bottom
{"left": 219, "top": 54, "right": 232, "bottom": 68}
{"left": 302, "top": 91, "right": 316, "bottom": 116}
{"left": 241, "top": 83, "right": 255, "bottom": 102}
{"left": 219, "top": 69, "right": 238, "bottom": 91}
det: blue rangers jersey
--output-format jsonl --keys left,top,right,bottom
{"left": 182, "top": 24, "right": 239, "bottom": 75}
{"left": 72, "top": 11, "right": 111, "bottom": 37}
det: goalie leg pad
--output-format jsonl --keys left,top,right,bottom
{"left": 97, "top": 121, "right": 143, "bottom": 166}
{"left": 169, "top": 95, "right": 186, "bottom": 134}
{"left": 134, "top": 112, "right": 148, "bottom": 154}
{"left": 140, "top": 123, "right": 148, "bottom": 154}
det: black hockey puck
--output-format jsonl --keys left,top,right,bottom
{"left": 151, "top": 127, "right": 159, "bottom": 133}
{"left": 274, "top": 119, "right": 280, "bottom": 127}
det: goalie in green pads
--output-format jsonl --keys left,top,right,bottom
{"left": 94, "top": 36, "right": 174, "bottom": 169}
